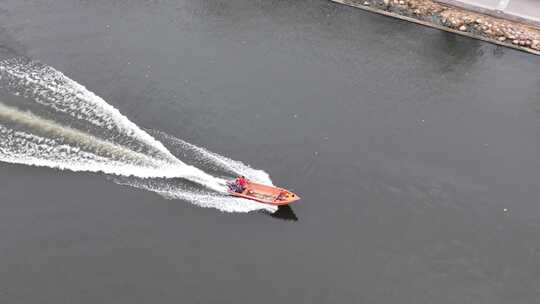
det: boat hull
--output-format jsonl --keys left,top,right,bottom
{"left": 228, "top": 181, "right": 300, "bottom": 206}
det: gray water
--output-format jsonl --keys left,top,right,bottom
{"left": 1, "top": 0, "right": 540, "bottom": 303}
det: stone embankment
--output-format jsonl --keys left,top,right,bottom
{"left": 332, "top": 0, "right": 540, "bottom": 55}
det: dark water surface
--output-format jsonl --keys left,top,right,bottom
{"left": 1, "top": 0, "right": 540, "bottom": 303}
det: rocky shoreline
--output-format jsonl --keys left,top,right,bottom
{"left": 332, "top": 0, "right": 540, "bottom": 55}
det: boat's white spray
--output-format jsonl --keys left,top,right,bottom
{"left": 148, "top": 129, "right": 273, "bottom": 185}
{"left": 0, "top": 58, "right": 275, "bottom": 213}
{"left": 113, "top": 177, "right": 277, "bottom": 213}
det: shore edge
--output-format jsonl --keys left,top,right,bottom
{"left": 331, "top": 0, "right": 540, "bottom": 56}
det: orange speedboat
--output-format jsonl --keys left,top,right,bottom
{"left": 227, "top": 180, "right": 300, "bottom": 206}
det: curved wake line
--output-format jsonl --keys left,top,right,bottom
{"left": 113, "top": 178, "right": 278, "bottom": 213}
{"left": 0, "top": 58, "right": 177, "bottom": 162}
{"left": 0, "top": 101, "right": 226, "bottom": 191}
{"left": 150, "top": 130, "right": 273, "bottom": 185}
{"left": 0, "top": 102, "right": 160, "bottom": 167}
{"left": 0, "top": 58, "right": 276, "bottom": 213}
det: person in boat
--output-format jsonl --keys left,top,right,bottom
{"left": 228, "top": 176, "right": 249, "bottom": 193}
{"left": 234, "top": 176, "right": 249, "bottom": 193}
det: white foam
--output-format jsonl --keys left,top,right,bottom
{"left": 150, "top": 129, "right": 273, "bottom": 185}
{"left": 0, "top": 102, "right": 225, "bottom": 191}
{"left": 114, "top": 178, "right": 277, "bottom": 213}
{"left": 0, "top": 58, "right": 176, "bottom": 162}
{"left": 0, "top": 59, "right": 276, "bottom": 213}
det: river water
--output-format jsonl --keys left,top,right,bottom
{"left": 1, "top": 0, "right": 540, "bottom": 303}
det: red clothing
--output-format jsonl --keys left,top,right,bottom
{"left": 237, "top": 177, "right": 248, "bottom": 187}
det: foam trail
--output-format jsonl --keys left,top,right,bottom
{"left": 113, "top": 177, "right": 278, "bottom": 213}
{"left": 149, "top": 129, "right": 273, "bottom": 185}
{"left": 0, "top": 58, "right": 176, "bottom": 162}
{"left": 0, "top": 58, "right": 227, "bottom": 192}
{"left": 0, "top": 101, "right": 226, "bottom": 191}
{"left": 0, "top": 58, "right": 276, "bottom": 213}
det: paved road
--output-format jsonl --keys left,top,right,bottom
{"left": 439, "top": 0, "right": 540, "bottom": 26}
{"left": 506, "top": 0, "right": 540, "bottom": 24}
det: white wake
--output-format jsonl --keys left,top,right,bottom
{"left": 0, "top": 58, "right": 276, "bottom": 213}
